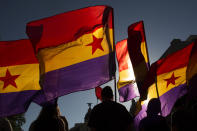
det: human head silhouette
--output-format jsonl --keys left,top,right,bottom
{"left": 101, "top": 86, "right": 113, "bottom": 101}
{"left": 146, "top": 98, "right": 161, "bottom": 116}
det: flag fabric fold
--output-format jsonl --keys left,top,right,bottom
{"left": 127, "top": 21, "right": 150, "bottom": 97}
{"left": 116, "top": 39, "right": 139, "bottom": 102}
{"left": 26, "top": 5, "right": 115, "bottom": 101}
{"left": 134, "top": 42, "right": 194, "bottom": 130}
{"left": 0, "top": 39, "right": 41, "bottom": 117}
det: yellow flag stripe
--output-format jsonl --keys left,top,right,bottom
{"left": 141, "top": 41, "right": 148, "bottom": 63}
{"left": 118, "top": 68, "right": 135, "bottom": 89}
{"left": 38, "top": 27, "right": 113, "bottom": 74}
{"left": 0, "top": 64, "right": 41, "bottom": 93}
{"left": 141, "top": 67, "right": 186, "bottom": 105}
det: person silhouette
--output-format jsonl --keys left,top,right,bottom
{"left": 0, "top": 117, "right": 13, "bottom": 131}
{"left": 88, "top": 86, "right": 133, "bottom": 131}
{"left": 139, "top": 98, "right": 170, "bottom": 131}
{"left": 171, "top": 95, "right": 196, "bottom": 131}
{"left": 29, "top": 99, "right": 68, "bottom": 131}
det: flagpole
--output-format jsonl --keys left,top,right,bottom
{"left": 111, "top": 8, "right": 117, "bottom": 102}
{"left": 114, "top": 75, "right": 117, "bottom": 102}
{"left": 155, "top": 76, "right": 159, "bottom": 98}
{"left": 155, "top": 76, "right": 162, "bottom": 116}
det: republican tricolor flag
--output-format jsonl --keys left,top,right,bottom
{"left": 26, "top": 5, "right": 115, "bottom": 101}
{"left": 134, "top": 42, "right": 194, "bottom": 129}
{"left": 116, "top": 39, "right": 139, "bottom": 102}
{"left": 115, "top": 21, "right": 150, "bottom": 102}
{"left": 0, "top": 39, "right": 41, "bottom": 117}
{"left": 127, "top": 21, "right": 150, "bottom": 97}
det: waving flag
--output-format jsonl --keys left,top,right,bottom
{"left": 26, "top": 5, "right": 115, "bottom": 101}
{"left": 127, "top": 21, "right": 150, "bottom": 97}
{"left": 0, "top": 39, "right": 41, "bottom": 117}
{"left": 95, "top": 86, "right": 102, "bottom": 101}
{"left": 134, "top": 42, "right": 194, "bottom": 129}
{"left": 116, "top": 39, "right": 139, "bottom": 102}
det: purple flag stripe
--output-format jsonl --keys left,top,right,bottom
{"left": 160, "top": 83, "right": 187, "bottom": 116}
{"left": 134, "top": 83, "right": 187, "bottom": 130}
{"left": 42, "top": 53, "right": 114, "bottom": 101}
{"left": 118, "top": 83, "right": 139, "bottom": 102}
{"left": 0, "top": 90, "right": 38, "bottom": 117}
{"left": 32, "top": 90, "right": 57, "bottom": 106}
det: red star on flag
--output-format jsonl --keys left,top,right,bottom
{"left": 86, "top": 35, "right": 104, "bottom": 54}
{"left": 164, "top": 72, "right": 180, "bottom": 88}
{"left": 0, "top": 69, "right": 20, "bottom": 90}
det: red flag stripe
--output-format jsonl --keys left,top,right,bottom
{"left": 26, "top": 5, "right": 113, "bottom": 52}
{"left": 0, "top": 39, "right": 38, "bottom": 67}
{"left": 128, "top": 21, "right": 145, "bottom": 43}
{"left": 116, "top": 39, "right": 129, "bottom": 72}
{"left": 157, "top": 43, "right": 194, "bottom": 75}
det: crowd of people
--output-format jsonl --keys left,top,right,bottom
{"left": 0, "top": 84, "right": 197, "bottom": 131}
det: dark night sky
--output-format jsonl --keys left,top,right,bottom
{"left": 1, "top": 0, "right": 197, "bottom": 130}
